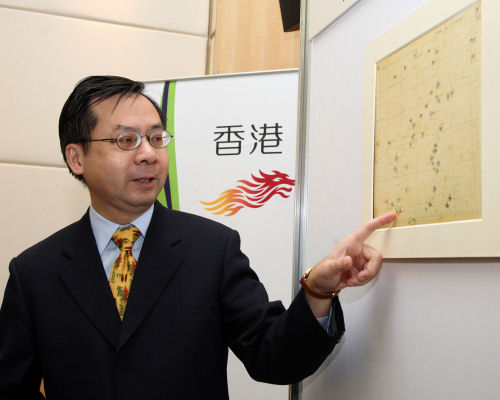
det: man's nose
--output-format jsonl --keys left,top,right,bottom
{"left": 134, "top": 136, "right": 158, "bottom": 163}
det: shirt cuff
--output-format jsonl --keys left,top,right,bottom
{"left": 316, "top": 306, "right": 333, "bottom": 331}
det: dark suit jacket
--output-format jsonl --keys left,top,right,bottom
{"left": 0, "top": 203, "right": 344, "bottom": 399}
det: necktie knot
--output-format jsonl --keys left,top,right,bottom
{"left": 112, "top": 226, "right": 141, "bottom": 252}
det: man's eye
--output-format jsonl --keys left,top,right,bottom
{"left": 118, "top": 135, "right": 134, "bottom": 143}
{"left": 116, "top": 134, "right": 138, "bottom": 148}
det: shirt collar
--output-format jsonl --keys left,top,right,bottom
{"left": 89, "top": 204, "right": 155, "bottom": 255}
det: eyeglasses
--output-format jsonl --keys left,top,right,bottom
{"left": 84, "top": 130, "right": 172, "bottom": 150}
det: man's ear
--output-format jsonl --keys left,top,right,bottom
{"left": 65, "top": 143, "right": 85, "bottom": 176}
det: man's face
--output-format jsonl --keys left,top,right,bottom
{"left": 66, "top": 94, "right": 169, "bottom": 224}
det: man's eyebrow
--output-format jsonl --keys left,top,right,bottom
{"left": 149, "top": 123, "right": 163, "bottom": 130}
{"left": 113, "top": 123, "right": 163, "bottom": 132}
{"left": 113, "top": 124, "right": 135, "bottom": 132}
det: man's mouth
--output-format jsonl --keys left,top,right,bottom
{"left": 132, "top": 176, "right": 156, "bottom": 186}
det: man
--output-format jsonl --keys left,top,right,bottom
{"left": 0, "top": 76, "right": 395, "bottom": 399}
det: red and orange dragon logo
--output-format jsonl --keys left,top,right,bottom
{"left": 200, "top": 170, "right": 295, "bottom": 216}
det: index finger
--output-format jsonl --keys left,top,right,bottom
{"left": 351, "top": 211, "right": 397, "bottom": 242}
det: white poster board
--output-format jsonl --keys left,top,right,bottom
{"left": 145, "top": 70, "right": 298, "bottom": 400}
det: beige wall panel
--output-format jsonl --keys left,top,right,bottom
{"left": 213, "top": 0, "right": 299, "bottom": 74}
{"left": 0, "top": 7, "right": 207, "bottom": 166}
{"left": 0, "top": 0, "right": 210, "bottom": 36}
{"left": 0, "top": 163, "right": 90, "bottom": 294}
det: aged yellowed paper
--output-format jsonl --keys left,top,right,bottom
{"left": 373, "top": 2, "right": 481, "bottom": 227}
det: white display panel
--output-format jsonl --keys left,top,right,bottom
{"left": 303, "top": 0, "right": 500, "bottom": 399}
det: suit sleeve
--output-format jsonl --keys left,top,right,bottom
{"left": 220, "top": 230, "right": 345, "bottom": 384}
{"left": 0, "top": 258, "right": 45, "bottom": 400}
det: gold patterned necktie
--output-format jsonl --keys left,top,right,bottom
{"left": 109, "top": 225, "right": 141, "bottom": 320}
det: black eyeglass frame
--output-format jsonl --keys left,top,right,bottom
{"left": 83, "top": 130, "right": 172, "bottom": 150}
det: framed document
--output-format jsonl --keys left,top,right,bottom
{"left": 362, "top": 0, "right": 500, "bottom": 257}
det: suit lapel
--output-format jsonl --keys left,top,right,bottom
{"left": 116, "top": 204, "right": 184, "bottom": 351}
{"left": 57, "top": 211, "right": 121, "bottom": 348}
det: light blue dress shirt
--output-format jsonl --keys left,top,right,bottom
{"left": 89, "top": 204, "right": 154, "bottom": 279}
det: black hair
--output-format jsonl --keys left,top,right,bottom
{"left": 58, "top": 75, "right": 166, "bottom": 182}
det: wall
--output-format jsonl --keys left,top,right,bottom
{"left": 210, "top": 0, "right": 299, "bottom": 74}
{"left": 301, "top": 0, "right": 500, "bottom": 399}
{"left": 0, "top": 0, "right": 209, "bottom": 295}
